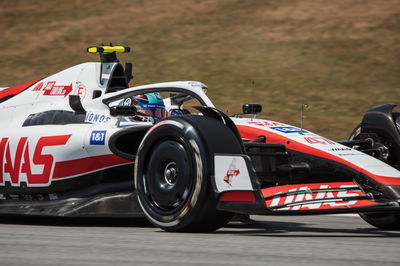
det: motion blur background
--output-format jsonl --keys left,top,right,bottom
{"left": 1, "top": 0, "right": 399, "bottom": 139}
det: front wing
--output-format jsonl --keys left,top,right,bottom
{"left": 214, "top": 154, "right": 400, "bottom": 215}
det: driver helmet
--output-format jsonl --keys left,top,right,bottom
{"left": 123, "top": 92, "right": 166, "bottom": 121}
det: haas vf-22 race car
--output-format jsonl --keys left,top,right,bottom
{"left": 0, "top": 46, "right": 399, "bottom": 232}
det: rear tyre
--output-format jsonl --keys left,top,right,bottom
{"left": 350, "top": 124, "right": 400, "bottom": 230}
{"left": 135, "top": 115, "right": 243, "bottom": 232}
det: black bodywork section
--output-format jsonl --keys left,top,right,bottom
{"left": 360, "top": 104, "right": 400, "bottom": 152}
{"left": 246, "top": 142, "right": 356, "bottom": 187}
{"left": 109, "top": 125, "right": 151, "bottom": 160}
{"left": 356, "top": 104, "right": 400, "bottom": 199}
{"left": 22, "top": 110, "right": 86, "bottom": 126}
{"left": 0, "top": 164, "right": 141, "bottom": 217}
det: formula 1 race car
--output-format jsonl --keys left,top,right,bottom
{"left": 0, "top": 45, "right": 399, "bottom": 232}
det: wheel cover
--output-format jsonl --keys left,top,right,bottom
{"left": 142, "top": 140, "right": 194, "bottom": 215}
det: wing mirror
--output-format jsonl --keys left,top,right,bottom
{"left": 242, "top": 103, "right": 262, "bottom": 115}
{"left": 110, "top": 106, "right": 137, "bottom": 117}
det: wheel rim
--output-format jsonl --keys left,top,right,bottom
{"left": 164, "top": 162, "right": 178, "bottom": 187}
{"left": 142, "top": 140, "right": 194, "bottom": 215}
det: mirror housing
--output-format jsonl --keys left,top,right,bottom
{"left": 110, "top": 106, "right": 137, "bottom": 117}
{"left": 242, "top": 103, "right": 262, "bottom": 115}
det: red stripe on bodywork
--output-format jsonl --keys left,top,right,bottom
{"left": 0, "top": 79, "right": 42, "bottom": 99}
{"left": 53, "top": 154, "right": 132, "bottom": 179}
{"left": 219, "top": 191, "right": 256, "bottom": 202}
{"left": 236, "top": 125, "right": 400, "bottom": 186}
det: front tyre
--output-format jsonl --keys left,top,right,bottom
{"left": 350, "top": 124, "right": 400, "bottom": 230}
{"left": 135, "top": 115, "right": 242, "bottom": 232}
{"left": 359, "top": 213, "right": 400, "bottom": 230}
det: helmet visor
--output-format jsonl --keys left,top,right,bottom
{"left": 142, "top": 108, "right": 166, "bottom": 119}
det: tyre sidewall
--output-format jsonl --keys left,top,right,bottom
{"left": 135, "top": 118, "right": 211, "bottom": 231}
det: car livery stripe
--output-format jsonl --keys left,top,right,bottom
{"left": 236, "top": 124, "right": 400, "bottom": 186}
{"left": 0, "top": 78, "right": 42, "bottom": 100}
{"left": 219, "top": 191, "right": 256, "bottom": 202}
{"left": 52, "top": 154, "right": 132, "bottom": 180}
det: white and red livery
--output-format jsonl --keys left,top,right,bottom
{"left": 1, "top": 45, "right": 399, "bottom": 232}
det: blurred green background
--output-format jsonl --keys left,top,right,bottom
{"left": 1, "top": 0, "right": 399, "bottom": 139}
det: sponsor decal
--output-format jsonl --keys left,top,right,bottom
{"left": 188, "top": 81, "right": 205, "bottom": 88}
{"left": 263, "top": 183, "right": 366, "bottom": 210}
{"left": 304, "top": 136, "right": 336, "bottom": 145}
{"left": 270, "top": 126, "right": 308, "bottom": 134}
{"left": 34, "top": 81, "right": 88, "bottom": 98}
{"left": 75, "top": 82, "right": 86, "bottom": 100}
{"left": 85, "top": 112, "right": 111, "bottom": 123}
{"left": 90, "top": 131, "right": 106, "bottom": 145}
{"left": 328, "top": 147, "right": 352, "bottom": 151}
{"left": 123, "top": 98, "right": 132, "bottom": 106}
{"left": 248, "top": 121, "right": 285, "bottom": 127}
{"left": 40, "top": 81, "right": 73, "bottom": 97}
{"left": 223, "top": 158, "right": 240, "bottom": 185}
{"left": 215, "top": 155, "right": 253, "bottom": 192}
{"left": 0, "top": 135, "right": 71, "bottom": 185}
{"left": 32, "top": 82, "right": 44, "bottom": 91}
{"left": 34, "top": 81, "right": 87, "bottom": 98}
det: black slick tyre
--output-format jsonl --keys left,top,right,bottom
{"left": 350, "top": 124, "right": 400, "bottom": 230}
{"left": 359, "top": 213, "right": 400, "bottom": 230}
{"left": 134, "top": 115, "right": 243, "bottom": 232}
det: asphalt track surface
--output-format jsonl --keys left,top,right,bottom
{"left": 0, "top": 214, "right": 399, "bottom": 266}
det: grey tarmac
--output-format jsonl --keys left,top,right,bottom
{"left": 0, "top": 214, "right": 399, "bottom": 266}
